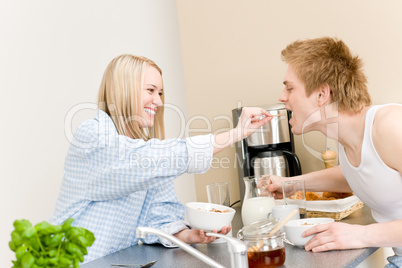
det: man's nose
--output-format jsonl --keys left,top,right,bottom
{"left": 278, "top": 88, "right": 288, "bottom": 102}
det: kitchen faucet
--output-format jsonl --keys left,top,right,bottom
{"left": 136, "top": 227, "right": 248, "bottom": 268}
{"left": 205, "top": 232, "right": 249, "bottom": 268}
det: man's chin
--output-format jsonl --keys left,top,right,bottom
{"left": 290, "top": 126, "right": 302, "bottom": 136}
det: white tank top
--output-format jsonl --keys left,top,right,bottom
{"left": 339, "top": 104, "right": 402, "bottom": 255}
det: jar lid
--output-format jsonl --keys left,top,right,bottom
{"left": 237, "top": 218, "right": 280, "bottom": 239}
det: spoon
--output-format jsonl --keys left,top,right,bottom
{"left": 111, "top": 260, "right": 157, "bottom": 267}
{"left": 272, "top": 113, "right": 285, "bottom": 117}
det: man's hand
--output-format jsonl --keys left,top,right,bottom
{"left": 303, "top": 222, "right": 368, "bottom": 252}
{"left": 265, "top": 174, "right": 289, "bottom": 199}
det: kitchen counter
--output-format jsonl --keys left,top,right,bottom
{"left": 82, "top": 205, "right": 378, "bottom": 268}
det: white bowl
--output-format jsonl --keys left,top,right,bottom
{"left": 186, "top": 202, "right": 235, "bottom": 231}
{"left": 284, "top": 218, "right": 335, "bottom": 247}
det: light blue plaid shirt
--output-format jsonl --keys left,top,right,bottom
{"left": 386, "top": 255, "right": 402, "bottom": 268}
{"left": 50, "top": 110, "right": 213, "bottom": 262}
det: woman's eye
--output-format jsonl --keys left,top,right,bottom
{"left": 287, "top": 87, "right": 293, "bottom": 92}
{"left": 158, "top": 92, "right": 163, "bottom": 96}
{"left": 147, "top": 88, "right": 154, "bottom": 93}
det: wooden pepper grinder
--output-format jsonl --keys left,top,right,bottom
{"left": 321, "top": 146, "right": 337, "bottom": 169}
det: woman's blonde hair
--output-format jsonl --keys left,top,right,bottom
{"left": 98, "top": 54, "right": 165, "bottom": 140}
{"left": 281, "top": 37, "right": 371, "bottom": 113}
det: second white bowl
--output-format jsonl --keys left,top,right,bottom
{"left": 284, "top": 217, "right": 335, "bottom": 247}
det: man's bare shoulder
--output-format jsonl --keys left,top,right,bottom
{"left": 372, "top": 104, "right": 402, "bottom": 172}
{"left": 374, "top": 104, "right": 402, "bottom": 121}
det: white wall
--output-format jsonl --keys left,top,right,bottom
{"left": 0, "top": 0, "right": 195, "bottom": 265}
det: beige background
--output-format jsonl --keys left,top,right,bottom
{"left": 2, "top": 1, "right": 402, "bottom": 266}
{"left": 177, "top": 0, "right": 402, "bottom": 204}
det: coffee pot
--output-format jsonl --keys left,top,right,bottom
{"left": 253, "top": 150, "right": 301, "bottom": 178}
{"left": 232, "top": 103, "right": 302, "bottom": 202}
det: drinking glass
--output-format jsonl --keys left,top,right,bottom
{"left": 282, "top": 180, "right": 306, "bottom": 218}
{"left": 206, "top": 182, "right": 232, "bottom": 241}
{"left": 206, "top": 182, "right": 230, "bottom": 207}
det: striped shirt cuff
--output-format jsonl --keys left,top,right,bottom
{"left": 158, "top": 221, "right": 191, "bottom": 247}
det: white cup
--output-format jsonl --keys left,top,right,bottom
{"left": 269, "top": 205, "right": 300, "bottom": 231}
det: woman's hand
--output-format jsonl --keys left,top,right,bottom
{"left": 303, "top": 222, "right": 368, "bottom": 252}
{"left": 234, "top": 107, "right": 273, "bottom": 140}
{"left": 214, "top": 107, "right": 272, "bottom": 155}
{"left": 174, "top": 226, "right": 232, "bottom": 244}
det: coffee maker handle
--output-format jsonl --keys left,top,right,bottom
{"left": 282, "top": 150, "right": 302, "bottom": 176}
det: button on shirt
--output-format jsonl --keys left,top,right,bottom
{"left": 49, "top": 110, "right": 214, "bottom": 262}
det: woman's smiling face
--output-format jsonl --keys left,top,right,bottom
{"left": 278, "top": 65, "right": 321, "bottom": 135}
{"left": 140, "top": 66, "right": 163, "bottom": 128}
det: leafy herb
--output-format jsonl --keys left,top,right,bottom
{"left": 9, "top": 218, "right": 95, "bottom": 268}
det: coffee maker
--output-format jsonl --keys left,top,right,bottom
{"left": 232, "top": 103, "right": 302, "bottom": 201}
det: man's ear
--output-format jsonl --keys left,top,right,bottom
{"left": 316, "top": 83, "right": 331, "bottom": 106}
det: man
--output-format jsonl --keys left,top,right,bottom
{"left": 268, "top": 37, "right": 402, "bottom": 267}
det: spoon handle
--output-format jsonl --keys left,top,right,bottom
{"left": 267, "top": 209, "right": 298, "bottom": 236}
{"left": 111, "top": 260, "right": 157, "bottom": 268}
{"left": 111, "top": 265, "right": 141, "bottom": 267}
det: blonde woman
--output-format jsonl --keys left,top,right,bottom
{"left": 50, "top": 54, "right": 273, "bottom": 262}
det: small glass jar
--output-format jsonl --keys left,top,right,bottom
{"left": 238, "top": 218, "right": 286, "bottom": 268}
